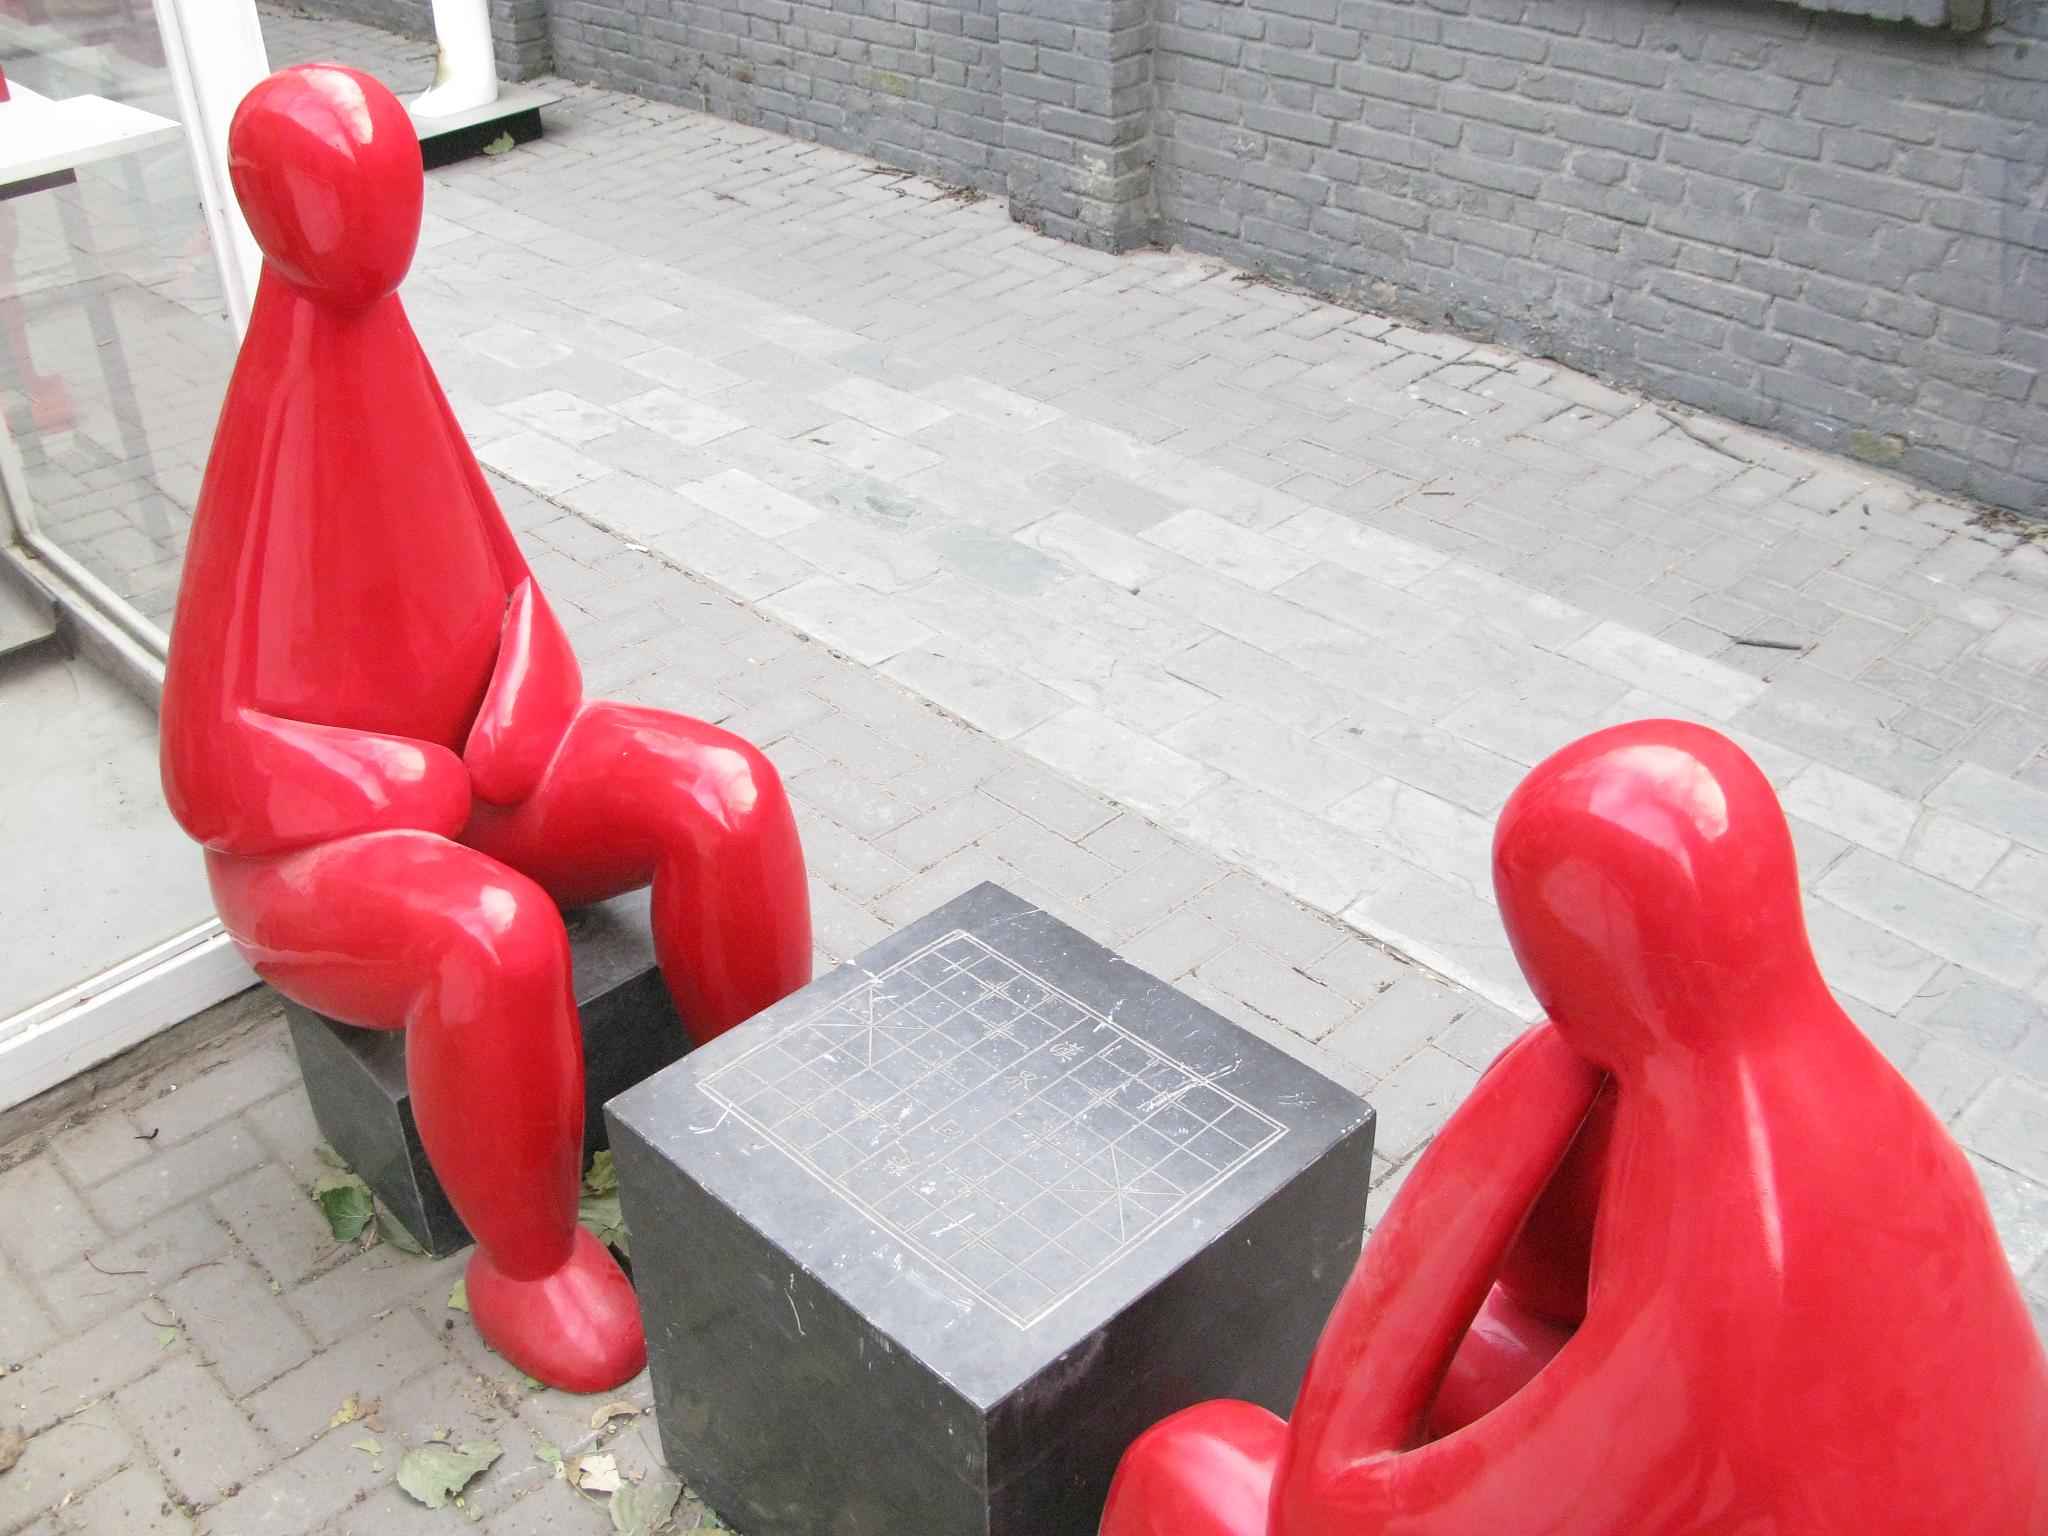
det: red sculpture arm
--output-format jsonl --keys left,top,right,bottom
{"left": 161, "top": 704, "right": 472, "bottom": 857}
{"left": 1274, "top": 1023, "right": 1604, "bottom": 1507}
{"left": 464, "top": 577, "right": 583, "bottom": 807}
{"left": 439, "top": 376, "right": 540, "bottom": 596}
{"left": 157, "top": 393, "right": 477, "bottom": 857}
{"left": 430, "top": 380, "right": 583, "bottom": 808}
{"left": 159, "top": 305, "right": 569, "bottom": 848}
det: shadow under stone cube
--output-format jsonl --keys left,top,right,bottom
{"left": 284, "top": 888, "right": 689, "bottom": 1256}
{"left": 608, "top": 883, "right": 1375, "bottom": 1536}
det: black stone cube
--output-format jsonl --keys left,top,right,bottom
{"left": 608, "top": 883, "right": 1374, "bottom": 1536}
{"left": 285, "top": 888, "right": 689, "bottom": 1256}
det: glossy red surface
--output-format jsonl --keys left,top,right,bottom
{"left": 161, "top": 64, "right": 812, "bottom": 1394}
{"left": 1102, "top": 719, "right": 2048, "bottom": 1536}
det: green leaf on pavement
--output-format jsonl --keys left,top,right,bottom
{"left": 396, "top": 1439, "right": 503, "bottom": 1509}
{"left": 482, "top": 131, "right": 515, "bottom": 155}
{"left": 156, "top": 1328, "right": 177, "bottom": 1349}
{"left": 611, "top": 1468, "right": 683, "bottom": 1536}
{"left": 535, "top": 1442, "right": 564, "bottom": 1476}
{"left": 314, "top": 1144, "right": 352, "bottom": 1170}
{"left": 584, "top": 1150, "right": 618, "bottom": 1194}
{"left": 448, "top": 1276, "right": 469, "bottom": 1312}
{"left": 579, "top": 1190, "right": 630, "bottom": 1257}
{"left": 311, "top": 1172, "right": 376, "bottom": 1243}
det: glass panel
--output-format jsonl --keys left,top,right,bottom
{"left": 0, "top": 646, "right": 214, "bottom": 1019}
{"left": 3, "top": 0, "right": 237, "bottom": 629}
{"left": 0, "top": 3, "right": 232, "bottom": 1017}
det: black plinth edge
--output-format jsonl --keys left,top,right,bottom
{"left": 414, "top": 86, "right": 555, "bottom": 170}
{"left": 285, "top": 887, "right": 687, "bottom": 1255}
{"left": 609, "top": 882, "right": 1375, "bottom": 1536}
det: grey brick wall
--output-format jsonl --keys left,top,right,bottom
{"left": 545, "top": 0, "right": 1158, "bottom": 248}
{"left": 547, "top": 0, "right": 1010, "bottom": 191}
{"left": 999, "top": 0, "right": 1158, "bottom": 246}
{"left": 291, "top": 0, "right": 553, "bottom": 80}
{"left": 315, "top": 0, "right": 2046, "bottom": 514}
{"left": 1148, "top": 0, "right": 2047, "bottom": 513}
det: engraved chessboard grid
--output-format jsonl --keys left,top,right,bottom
{"left": 698, "top": 931, "right": 1289, "bottom": 1328}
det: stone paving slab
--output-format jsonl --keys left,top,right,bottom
{"left": 0, "top": 9, "right": 2041, "bottom": 1532}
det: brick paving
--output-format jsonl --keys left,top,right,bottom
{"left": 0, "top": 8, "right": 2044, "bottom": 1532}
{"left": 0, "top": 454, "right": 1505, "bottom": 1531}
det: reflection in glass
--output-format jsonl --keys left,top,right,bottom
{"left": 3, "top": 0, "right": 237, "bottom": 626}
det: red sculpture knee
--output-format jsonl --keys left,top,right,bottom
{"left": 207, "top": 832, "right": 644, "bottom": 1390}
{"left": 160, "top": 65, "right": 811, "bottom": 1392}
{"left": 462, "top": 701, "right": 812, "bottom": 1047}
{"left": 1101, "top": 719, "right": 2048, "bottom": 1536}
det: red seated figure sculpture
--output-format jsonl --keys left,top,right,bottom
{"left": 159, "top": 64, "right": 812, "bottom": 1394}
{"left": 1101, "top": 719, "right": 2048, "bottom": 1536}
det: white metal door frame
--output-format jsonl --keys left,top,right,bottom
{"left": 153, "top": 0, "right": 269, "bottom": 336}
{"left": 0, "top": 928, "right": 258, "bottom": 1109}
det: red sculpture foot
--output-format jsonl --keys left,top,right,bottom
{"left": 1102, "top": 719, "right": 2048, "bottom": 1536}
{"left": 467, "top": 1228, "right": 647, "bottom": 1394}
{"left": 1102, "top": 1401, "right": 1286, "bottom": 1536}
{"left": 159, "top": 65, "right": 812, "bottom": 1393}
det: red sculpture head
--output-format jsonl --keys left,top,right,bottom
{"left": 1492, "top": 719, "right": 1827, "bottom": 1075}
{"left": 228, "top": 64, "right": 423, "bottom": 308}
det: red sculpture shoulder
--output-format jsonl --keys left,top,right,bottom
{"left": 1103, "top": 719, "right": 2048, "bottom": 1536}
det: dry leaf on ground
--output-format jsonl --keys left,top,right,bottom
{"left": 610, "top": 1467, "right": 683, "bottom": 1535}
{"left": 396, "top": 1439, "right": 504, "bottom": 1509}
{"left": 590, "top": 1400, "right": 640, "bottom": 1430}
{"left": 574, "top": 1450, "right": 623, "bottom": 1494}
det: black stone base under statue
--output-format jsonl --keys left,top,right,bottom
{"left": 413, "top": 84, "right": 556, "bottom": 170}
{"left": 285, "top": 888, "right": 688, "bottom": 1256}
{"left": 609, "top": 883, "right": 1376, "bottom": 1536}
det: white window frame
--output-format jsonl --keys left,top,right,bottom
{"left": 0, "top": 0, "right": 270, "bottom": 1113}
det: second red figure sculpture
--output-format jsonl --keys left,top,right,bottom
{"left": 160, "top": 64, "right": 813, "bottom": 1393}
{"left": 1101, "top": 718, "right": 2048, "bottom": 1536}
